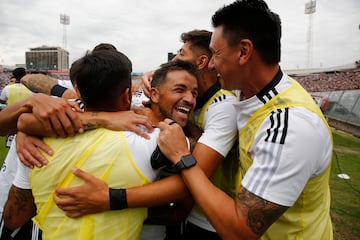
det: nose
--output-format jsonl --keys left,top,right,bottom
{"left": 183, "top": 90, "right": 196, "bottom": 105}
{"left": 171, "top": 54, "right": 179, "bottom": 61}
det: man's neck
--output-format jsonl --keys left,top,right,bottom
{"left": 134, "top": 104, "right": 162, "bottom": 127}
{"left": 241, "top": 64, "right": 280, "bottom": 99}
{"left": 197, "top": 70, "right": 218, "bottom": 98}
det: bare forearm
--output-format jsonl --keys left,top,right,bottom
{"left": 180, "top": 165, "right": 286, "bottom": 239}
{"left": 3, "top": 186, "right": 36, "bottom": 231}
{"left": 180, "top": 166, "right": 251, "bottom": 239}
{"left": 62, "top": 89, "right": 78, "bottom": 99}
{"left": 21, "top": 74, "right": 77, "bottom": 99}
{"left": 21, "top": 74, "right": 57, "bottom": 95}
{"left": 127, "top": 174, "right": 191, "bottom": 208}
{"left": 0, "top": 100, "right": 31, "bottom": 136}
{"left": 79, "top": 112, "right": 106, "bottom": 130}
{"left": 18, "top": 113, "right": 54, "bottom": 137}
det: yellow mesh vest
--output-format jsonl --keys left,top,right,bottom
{"left": 192, "top": 89, "right": 239, "bottom": 216}
{"left": 30, "top": 129, "right": 150, "bottom": 240}
{"left": 7, "top": 84, "right": 31, "bottom": 105}
{"left": 237, "top": 78, "right": 333, "bottom": 240}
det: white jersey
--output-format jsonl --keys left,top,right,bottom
{"left": 57, "top": 79, "right": 74, "bottom": 92}
{"left": 0, "top": 85, "right": 9, "bottom": 101}
{"left": 131, "top": 90, "right": 149, "bottom": 108}
{"left": 0, "top": 139, "right": 18, "bottom": 215}
{"left": 14, "top": 128, "right": 160, "bottom": 189}
{"left": 187, "top": 88, "right": 238, "bottom": 232}
{"left": 237, "top": 72, "right": 332, "bottom": 206}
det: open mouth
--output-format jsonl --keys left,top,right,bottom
{"left": 176, "top": 106, "right": 191, "bottom": 114}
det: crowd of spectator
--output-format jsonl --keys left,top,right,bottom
{"left": 1, "top": 69, "right": 360, "bottom": 95}
{"left": 292, "top": 71, "right": 360, "bottom": 92}
{"left": 0, "top": 72, "right": 12, "bottom": 93}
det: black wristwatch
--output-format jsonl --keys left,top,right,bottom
{"left": 174, "top": 154, "right": 196, "bottom": 172}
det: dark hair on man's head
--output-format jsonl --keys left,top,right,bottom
{"left": 70, "top": 49, "right": 132, "bottom": 111}
{"left": 12, "top": 67, "right": 26, "bottom": 83}
{"left": 180, "top": 30, "right": 212, "bottom": 58}
{"left": 212, "top": 0, "right": 281, "bottom": 65}
{"left": 151, "top": 60, "right": 198, "bottom": 88}
{"left": 93, "top": 43, "right": 117, "bottom": 52}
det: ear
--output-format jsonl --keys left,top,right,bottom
{"left": 122, "top": 88, "right": 131, "bottom": 106}
{"left": 196, "top": 55, "right": 209, "bottom": 70}
{"left": 149, "top": 87, "right": 160, "bottom": 103}
{"left": 238, "top": 39, "right": 253, "bottom": 65}
{"left": 74, "top": 84, "right": 81, "bottom": 98}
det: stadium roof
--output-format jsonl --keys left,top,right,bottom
{"left": 285, "top": 63, "right": 359, "bottom": 76}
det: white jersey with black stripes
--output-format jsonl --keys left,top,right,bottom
{"left": 235, "top": 72, "right": 332, "bottom": 207}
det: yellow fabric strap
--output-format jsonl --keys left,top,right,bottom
{"left": 196, "top": 89, "right": 235, "bottom": 129}
{"left": 31, "top": 129, "right": 150, "bottom": 239}
{"left": 36, "top": 132, "right": 127, "bottom": 239}
{"left": 192, "top": 89, "right": 237, "bottom": 217}
{"left": 7, "top": 84, "right": 31, "bottom": 105}
{"left": 236, "top": 77, "right": 332, "bottom": 192}
{"left": 240, "top": 78, "right": 329, "bottom": 151}
{"left": 236, "top": 78, "right": 333, "bottom": 239}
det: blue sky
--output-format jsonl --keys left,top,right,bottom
{"left": 0, "top": 0, "right": 359, "bottom": 72}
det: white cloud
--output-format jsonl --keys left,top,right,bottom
{"left": 0, "top": 0, "right": 359, "bottom": 71}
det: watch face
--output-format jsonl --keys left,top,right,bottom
{"left": 182, "top": 154, "right": 196, "bottom": 168}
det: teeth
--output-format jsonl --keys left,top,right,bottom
{"left": 177, "top": 106, "right": 190, "bottom": 113}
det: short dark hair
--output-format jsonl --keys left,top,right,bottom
{"left": 12, "top": 67, "right": 26, "bottom": 83}
{"left": 93, "top": 43, "right": 117, "bottom": 52}
{"left": 180, "top": 30, "right": 212, "bottom": 58}
{"left": 70, "top": 49, "right": 132, "bottom": 111}
{"left": 151, "top": 60, "right": 198, "bottom": 88}
{"left": 212, "top": 0, "right": 281, "bottom": 65}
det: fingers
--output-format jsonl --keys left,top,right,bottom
{"left": 31, "top": 96, "right": 81, "bottom": 137}
{"left": 35, "top": 139, "right": 53, "bottom": 156}
{"left": 49, "top": 114, "right": 68, "bottom": 137}
{"left": 71, "top": 167, "right": 94, "bottom": 183}
{"left": 132, "top": 114, "right": 154, "bottom": 136}
{"left": 62, "top": 108, "right": 81, "bottom": 137}
{"left": 66, "top": 211, "right": 84, "bottom": 218}
{"left": 158, "top": 118, "right": 177, "bottom": 130}
{"left": 16, "top": 133, "right": 50, "bottom": 168}
{"left": 53, "top": 192, "right": 86, "bottom": 218}
{"left": 131, "top": 126, "right": 150, "bottom": 139}
{"left": 17, "top": 152, "right": 34, "bottom": 169}
{"left": 18, "top": 149, "right": 43, "bottom": 168}
{"left": 54, "top": 191, "right": 75, "bottom": 207}
{"left": 50, "top": 105, "right": 78, "bottom": 137}
{"left": 66, "top": 101, "right": 84, "bottom": 134}
{"left": 139, "top": 71, "right": 154, "bottom": 97}
{"left": 32, "top": 140, "right": 52, "bottom": 166}
{"left": 157, "top": 118, "right": 189, "bottom": 162}
{"left": 55, "top": 186, "right": 77, "bottom": 198}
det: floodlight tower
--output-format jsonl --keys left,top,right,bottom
{"left": 305, "top": 0, "right": 316, "bottom": 68}
{"left": 60, "top": 14, "right": 70, "bottom": 50}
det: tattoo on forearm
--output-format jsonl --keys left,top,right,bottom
{"left": 27, "top": 74, "right": 57, "bottom": 94}
{"left": 4, "top": 186, "right": 36, "bottom": 228}
{"left": 82, "top": 112, "right": 101, "bottom": 130}
{"left": 82, "top": 121, "right": 101, "bottom": 129}
{"left": 237, "top": 187, "right": 287, "bottom": 235}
